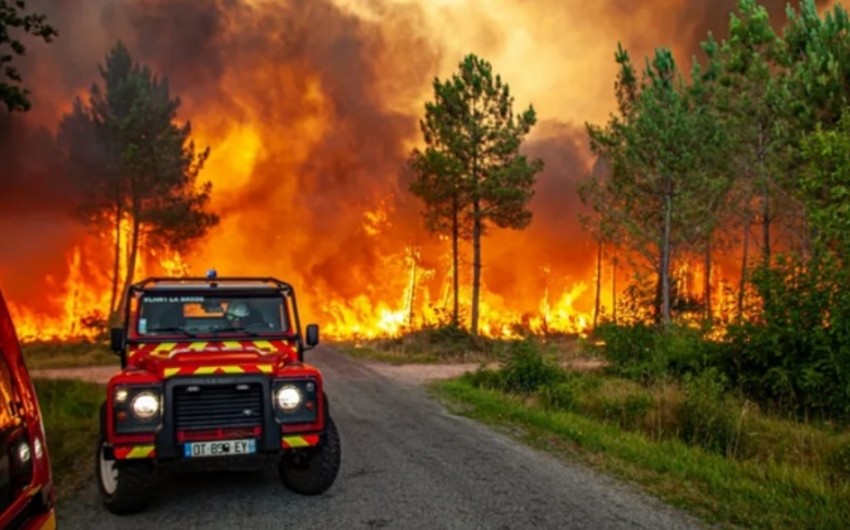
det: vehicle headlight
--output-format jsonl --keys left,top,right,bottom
{"left": 131, "top": 392, "right": 160, "bottom": 420}
{"left": 16, "top": 441, "right": 31, "bottom": 463}
{"left": 275, "top": 385, "right": 302, "bottom": 411}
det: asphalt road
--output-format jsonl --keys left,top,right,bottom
{"left": 58, "top": 347, "right": 702, "bottom": 529}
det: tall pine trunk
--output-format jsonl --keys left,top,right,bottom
{"left": 612, "top": 255, "right": 618, "bottom": 324}
{"left": 108, "top": 201, "right": 122, "bottom": 324}
{"left": 761, "top": 181, "right": 770, "bottom": 266}
{"left": 408, "top": 258, "right": 417, "bottom": 328}
{"left": 704, "top": 235, "right": 712, "bottom": 325}
{"left": 593, "top": 241, "right": 603, "bottom": 329}
{"left": 451, "top": 194, "right": 459, "bottom": 327}
{"left": 471, "top": 199, "right": 482, "bottom": 336}
{"left": 738, "top": 217, "right": 751, "bottom": 319}
{"left": 661, "top": 188, "right": 673, "bottom": 326}
{"left": 118, "top": 200, "right": 141, "bottom": 316}
{"left": 758, "top": 124, "right": 770, "bottom": 266}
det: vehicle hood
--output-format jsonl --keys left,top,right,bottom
{"left": 126, "top": 339, "right": 302, "bottom": 379}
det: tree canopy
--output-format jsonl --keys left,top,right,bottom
{"left": 0, "top": 0, "right": 57, "bottom": 111}
{"left": 58, "top": 42, "right": 218, "bottom": 318}
{"left": 410, "top": 54, "right": 542, "bottom": 335}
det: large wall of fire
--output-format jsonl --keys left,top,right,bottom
{"left": 0, "top": 0, "right": 830, "bottom": 340}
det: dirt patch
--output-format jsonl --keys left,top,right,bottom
{"left": 31, "top": 366, "right": 113, "bottom": 384}
{"left": 365, "top": 362, "right": 494, "bottom": 385}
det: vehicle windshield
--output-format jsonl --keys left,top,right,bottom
{"left": 136, "top": 293, "right": 289, "bottom": 336}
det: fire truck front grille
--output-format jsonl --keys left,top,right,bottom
{"left": 173, "top": 383, "right": 264, "bottom": 431}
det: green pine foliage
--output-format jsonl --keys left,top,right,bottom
{"left": 57, "top": 42, "right": 218, "bottom": 319}
{"left": 578, "top": 0, "right": 850, "bottom": 423}
{"left": 409, "top": 54, "right": 543, "bottom": 335}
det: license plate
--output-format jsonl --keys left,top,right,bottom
{"left": 184, "top": 439, "right": 256, "bottom": 458}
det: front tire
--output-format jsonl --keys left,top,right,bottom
{"left": 96, "top": 437, "right": 155, "bottom": 515}
{"left": 279, "top": 416, "right": 341, "bottom": 495}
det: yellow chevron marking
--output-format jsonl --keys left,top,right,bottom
{"left": 253, "top": 340, "right": 274, "bottom": 351}
{"left": 282, "top": 436, "right": 310, "bottom": 448}
{"left": 164, "top": 367, "right": 181, "bottom": 378}
{"left": 154, "top": 342, "right": 177, "bottom": 353}
{"left": 38, "top": 509, "right": 56, "bottom": 530}
{"left": 223, "top": 341, "right": 242, "bottom": 349}
{"left": 192, "top": 365, "right": 245, "bottom": 375}
{"left": 187, "top": 342, "right": 208, "bottom": 351}
{"left": 258, "top": 365, "right": 273, "bottom": 374}
{"left": 126, "top": 445, "right": 155, "bottom": 459}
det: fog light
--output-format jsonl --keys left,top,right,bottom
{"left": 115, "top": 388, "right": 128, "bottom": 403}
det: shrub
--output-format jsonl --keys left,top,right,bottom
{"left": 539, "top": 373, "right": 602, "bottom": 412}
{"left": 680, "top": 368, "right": 739, "bottom": 455}
{"left": 720, "top": 255, "right": 850, "bottom": 421}
{"left": 499, "top": 339, "right": 564, "bottom": 394}
{"left": 614, "top": 393, "right": 655, "bottom": 430}
{"left": 575, "top": 378, "right": 655, "bottom": 431}
{"left": 464, "top": 367, "right": 505, "bottom": 391}
{"left": 826, "top": 438, "right": 850, "bottom": 483}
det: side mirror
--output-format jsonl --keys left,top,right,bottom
{"left": 305, "top": 324, "right": 320, "bottom": 349}
{"left": 110, "top": 327, "right": 125, "bottom": 355}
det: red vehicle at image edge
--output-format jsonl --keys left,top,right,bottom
{"left": 0, "top": 290, "right": 57, "bottom": 530}
{"left": 97, "top": 273, "right": 341, "bottom": 514}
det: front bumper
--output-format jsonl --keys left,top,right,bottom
{"left": 109, "top": 375, "right": 321, "bottom": 461}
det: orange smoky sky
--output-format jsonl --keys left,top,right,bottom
{"left": 0, "top": 0, "right": 833, "bottom": 335}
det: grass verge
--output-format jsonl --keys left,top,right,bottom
{"left": 34, "top": 378, "right": 102, "bottom": 501}
{"left": 432, "top": 378, "right": 850, "bottom": 529}
{"left": 23, "top": 341, "right": 117, "bottom": 370}
{"left": 334, "top": 325, "right": 586, "bottom": 365}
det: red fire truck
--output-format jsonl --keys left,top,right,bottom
{"left": 0, "top": 290, "right": 57, "bottom": 530}
{"left": 97, "top": 273, "right": 341, "bottom": 514}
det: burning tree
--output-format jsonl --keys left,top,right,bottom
{"left": 58, "top": 42, "right": 218, "bottom": 321}
{"left": 409, "top": 54, "right": 543, "bottom": 335}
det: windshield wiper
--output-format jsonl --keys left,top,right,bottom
{"left": 148, "top": 327, "right": 197, "bottom": 338}
{"left": 210, "top": 326, "right": 262, "bottom": 337}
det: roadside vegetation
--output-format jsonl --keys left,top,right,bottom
{"left": 435, "top": 339, "right": 850, "bottom": 529}
{"left": 335, "top": 324, "right": 502, "bottom": 364}
{"left": 22, "top": 341, "right": 116, "bottom": 370}
{"left": 334, "top": 323, "right": 589, "bottom": 366}
{"left": 33, "top": 378, "right": 102, "bottom": 501}
{"left": 425, "top": 4, "right": 850, "bottom": 524}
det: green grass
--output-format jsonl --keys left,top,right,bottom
{"left": 433, "top": 378, "right": 850, "bottom": 529}
{"left": 34, "top": 378, "right": 103, "bottom": 501}
{"left": 22, "top": 341, "right": 117, "bottom": 370}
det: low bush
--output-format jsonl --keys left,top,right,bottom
{"left": 499, "top": 340, "right": 564, "bottom": 394}
{"left": 593, "top": 323, "right": 713, "bottom": 384}
{"left": 826, "top": 439, "right": 850, "bottom": 483}
{"left": 680, "top": 369, "right": 740, "bottom": 455}
{"left": 464, "top": 367, "right": 505, "bottom": 390}
{"left": 539, "top": 372, "right": 602, "bottom": 412}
